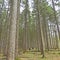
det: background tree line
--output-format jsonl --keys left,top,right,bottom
{"left": 0, "top": 0, "right": 60, "bottom": 60}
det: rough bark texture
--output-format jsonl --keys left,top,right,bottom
{"left": 7, "top": 0, "right": 17, "bottom": 60}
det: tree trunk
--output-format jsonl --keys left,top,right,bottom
{"left": 35, "top": 0, "right": 44, "bottom": 57}
{"left": 15, "top": 0, "right": 20, "bottom": 57}
{"left": 7, "top": 0, "right": 17, "bottom": 60}
{"left": 52, "top": 0, "right": 59, "bottom": 48}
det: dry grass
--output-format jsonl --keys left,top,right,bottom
{"left": 0, "top": 51, "right": 60, "bottom": 60}
{"left": 19, "top": 51, "right": 60, "bottom": 60}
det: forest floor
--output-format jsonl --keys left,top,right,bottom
{"left": 0, "top": 50, "right": 60, "bottom": 60}
{"left": 19, "top": 50, "right": 60, "bottom": 60}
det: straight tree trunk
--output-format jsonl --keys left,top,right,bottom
{"left": 52, "top": 0, "right": 59, "bottom": 48}
{"left": 15, "top": 0, "right": 20, "bottom": 57}
{"left": 35, "top": 0, "right": 44, "bottom": 57}
{"left": 7, "top": 0, "right": 17, "bottom": 60}
{"left": 23, "top": 0, "right": 28, "bottom": 51}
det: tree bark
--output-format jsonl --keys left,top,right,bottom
{"left": 7, "top": 0, "right": 17, "bottom": 60}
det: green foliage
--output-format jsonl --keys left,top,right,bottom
{"left": 15, "top": 57, "right": 21, "bottom": 60}
{"left": 0, "top": 0, "right": 3, "bottom": 3}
